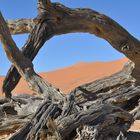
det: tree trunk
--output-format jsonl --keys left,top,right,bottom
{"left": 0, "top": 0, "right": 140, "bottom": 140}
{"left": 0, "top": 12, "right": 63, "bottom": 101}
{"left": 0, "top": 64, "right": 139, "bottom": 139}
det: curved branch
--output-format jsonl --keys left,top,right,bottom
{"left": 0, "top": 12, "right": 63, "bottom": 101}
{"left": 52, "top": 3, "right": 140, "bottom": 65}
{"left": 6, "top": 2, "right": 140, "bottom": 63}
{"left": 6, "top": 3, "right": 140, "bottom": 63}
{"left": 3, "top": 19, "right": 55, "bottom": 97}
{"left": 3, "top": 2, "right": 140, "bottom": 97}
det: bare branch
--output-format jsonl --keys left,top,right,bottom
{"left": 3, "top": 17, "right": 55, "bottom": 97}
{"left": 51, "top": 4, "right": 140, "bottom": 65}
{"left": 5, "top": 3, "right": 140, "bottom": 64}
{"left": 0, "top": 11, "right": 63, "bottom": 100}
{"left": 0, "top": 12, "right": 33, "bottom": 97}
{"left": 7, "top": 19, "right": 35, "bottom": 35}
{"left": 0, "top": 12, "right": 32, "bottom": 71}
{"left": 3, "top": 3, "right": 140, "bottom": 97}
{"left": 37, "top": 0, "right": 52, "bottom": 14}
{"left": 1, "top": 2, "right": 140, "bottom": 140}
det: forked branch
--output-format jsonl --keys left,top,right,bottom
{"left": 3, "top": 2, "right": 140, "bottom": 99}
{"left": 0, "top": 1, "right": 140, "bottom": 140}
{"left": 0, "top": 12, "right": 63, "bottom": 101}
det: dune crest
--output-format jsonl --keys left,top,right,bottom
{"left": 0, "top": 58, "right": 128, "bottom": 96}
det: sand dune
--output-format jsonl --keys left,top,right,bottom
{"left": 1, "top": 58, "right": 140, "bottom": 133}
{"left": 0, "top": 58, "right": 128, "bottom": 96}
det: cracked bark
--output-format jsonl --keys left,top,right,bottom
{"left": 0, "top": 0, "right": 140, "bottom": 140}
{"left": 3, "top": 2, "right": 140, "bottom": 97}
{"left": 0, "top": 12, "right": 63, "bottom": 101}
{"left": 3, "top": 19, "right": 56, "bottom": 98}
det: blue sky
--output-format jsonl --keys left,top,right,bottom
{"left": 0, "top": 0, "right": 140, "bottom": 75}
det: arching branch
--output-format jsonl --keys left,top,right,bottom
{"left": 51, "top": 4, "right": 140, "bottom": 65}
{"left": 1, "top": 1, "right": 140, "bottom": 139}
{"left": 3, "top": 2, "right": 140, "bottom": 97}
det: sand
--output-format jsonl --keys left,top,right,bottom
{"left": 0, "top": 58, "right": 140, "bottom": 134}
{"left": 0, "top": 58, "right": 128, "bottom": 96}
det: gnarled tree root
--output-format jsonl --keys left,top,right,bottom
{"left": 0, "top": 95, "right": 133, "bottom": 140}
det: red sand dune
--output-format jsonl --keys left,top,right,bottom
{"left": 0, "top": 58, "right": 128, "bottom": 96}
{"left": 1, "top": 58, "right": 140, "bottom": 132}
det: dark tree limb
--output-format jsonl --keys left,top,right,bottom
{"left": 56, "top": 104, "right": 133, "bottom": 140}
{"left": 0, "top": 12, "right": 33, "bottom": 77}
{"left": 0, "top": 12, "right": 63, "bottom": 101}
{"left": 3, "top": 2, "right": 140, "bottom": 98}
{"left": 70, "top": 61, "right": 135, "bottom": 106}
{"left": 9, "top": 100, "right": 62, "bottom": 140}
{"left": 1, "top": 1, "right": 140, "bottom": 140}
{"left": 5, "top": 2, "right": 140, "bottom": 64}
{"left": 3, "top": 16, "right": 58, "bottom": 98}
{"left": 0, "top": 67, "right": 139, "bottom": 140}
{"left": 4, "top": 95, "right": 134, "bottom": 140}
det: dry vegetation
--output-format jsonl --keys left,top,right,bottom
{"left": 0, "top": 0, "right": 140, "bottom": 139}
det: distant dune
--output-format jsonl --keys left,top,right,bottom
{"left": 0, "top": 58, "right": 128, "bottom": 96}
{"left": 1, "top": 58, "right": 140, "bottom": 133}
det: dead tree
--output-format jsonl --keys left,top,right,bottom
{"left": 0, "top": 0, "right": 140, "bottom": 140}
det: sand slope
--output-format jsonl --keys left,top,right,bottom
{"left": 1, "top": 58, "right": 140, "bottom": 133}
{"left": 0, "top": 58, "right": 128, "bottom": 96}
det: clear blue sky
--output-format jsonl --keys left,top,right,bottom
{"left": 0, "top": 0, "right": 140, "bottom": 75}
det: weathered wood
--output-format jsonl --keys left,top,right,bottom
{"left": 0, "top": 12, "right": 63, "bottom": 101}
{"left": 9, "top": 100, "right": 61, "bottom": 140}
{"left": 3, "top": 1, "right": 140, "bottom": 98}
{"left": 3, "top": 14, "right": 56, "bottom": 98}
{"left": 1, "top": 1, "right": 140, "bottom": 140}
{"left": 0, "top": 95, "right": 39, "bottom": 140}
{"left": 0, "top": 72, "right": 139, "bottom": 140}
{"left": 56, "top": 104, "right": 133, "bottom": 140}
{"left": 7, "top": 19, "right": 35, "bottom": 35}
{"left": 2, "top": 61, "right": 138, "bottom": 140}
{"left": 1, "top": 95, "right": 134, "bottom": 140}
{"left": 71, "top": 61, "right": 136, "bottom": 108}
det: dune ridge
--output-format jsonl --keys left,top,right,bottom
{"left": 0, "top": 58, "right": 128, "bottom": 96}
{"left": 1, "top": 58, "right": 140, "bottom": 133}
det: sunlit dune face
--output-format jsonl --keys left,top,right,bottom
{"left": 0, "top": 58, "right": 128, "bottom": 96}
